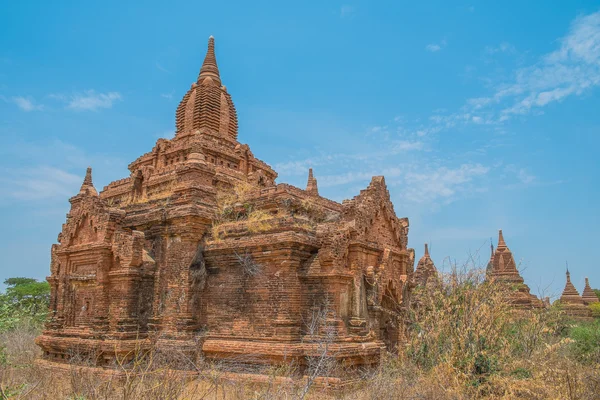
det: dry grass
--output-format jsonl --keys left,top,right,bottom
{"left": 2, "top": 266, "right": 599, "bottom": 399}
{"left": 211, "top": 181, "right": 278, "bottom": 240}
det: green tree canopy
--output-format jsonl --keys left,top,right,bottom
{"left": 0, "top": 277, "right": 50, "bottom": 331}
{"left": 3, "top": 277, "right": 49, "bottom": 304}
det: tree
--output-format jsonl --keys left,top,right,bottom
{"left": 594, "top": 289, "right": 600, "bottom": 301}
{"left": 0, "top": 277, "right": 49, "bottom": 331}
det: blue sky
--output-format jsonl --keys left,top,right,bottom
{"left": 1, "top": 1, "right": 599, "bottom": 299}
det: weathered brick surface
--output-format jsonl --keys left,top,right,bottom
{"left": 486, "top": 230, "right": 544, "bottom": 309}
{"left": 558, "top": 270, "right": 593, "bottom": 320}
{"left": 36, "top": 37, "right": 416, "bottom": 375}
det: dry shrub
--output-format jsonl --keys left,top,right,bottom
{"left": 211, "top": 181, "right": 277, "bottom": 239}
{"left": 246, "top": 209, "right": 274, "bottom": 233}
{"left": 215, "top": 180, "right": 255, "bottom": 219}
{"left": 2, "top": 263, "right": 599, "bottom": 399}
{"left": 407, "top": 267, "right": 514, "bottom": 382}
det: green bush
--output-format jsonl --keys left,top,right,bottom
{"left": 568, "top": 320, "right": 600, "bottom": 364}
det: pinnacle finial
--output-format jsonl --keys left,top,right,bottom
{"left": 79, "top": 166, "right": 98, "bottom": 196}
{"left": 83, "top": 167, "right": 92, "bottom": 186}
{"left": 498, "top": 229, "right": 506, "bottom": 247}
{"left": 198, "top": 36, "right": 221, "bottom": 85}
{"left": 424, "top": 243, "right": 429, "bottom": 257}
{"left": 306, "top": 168, "right": 319, "bottom": 196}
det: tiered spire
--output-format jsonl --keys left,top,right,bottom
{"left": 198, "top": 36, "right": 221, "bottom": 86}
{"left": 485, "top": 229, "right": 544, "bottom": 309}
{"left": 306, "top": 168, "right": 319, "bottom": 196}
{"left": 497, "top": 229, "right": 507, "bottom": 248}
{"left": 560, "top": 268, "right": 584, "bottom": 305}
{"left": 486, "top": 240, "right": 495, "bottom": 274}
{"left": 582, "top": 277, "right": 599, "bottom": 305}
{"left": 79, "top": 167, "right": 98, "bottom": 196}
{"left": 489, "top": 229, "right": 519, "bottom": 277}
{"left": 415, "top": 243, "right": 437, "bottom": 286}
{"left": 175, "top": 36, "right": 238, "bottom": 139}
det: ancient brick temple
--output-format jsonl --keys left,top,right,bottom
{"left": 486, "top": 230, "right": 543, "bottom": 309}
{"left": 582, "top": 277, "right": 599, "bottom": 306}
{"left": 559, "top": 270, "right": 595, "bottom": 320}
{"left": 36, "top": 37, "right": 415, "bottom": 374}
{"left": 413, "top": 244, "right": 437, "bottom": 286}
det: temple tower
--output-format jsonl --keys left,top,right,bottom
{"left": 582, "top": 277, "right": 599, "bottom": 305}
{"left": 559, "top": 269, "right": 592, "bottom": 320}
{"left": 414, "top": 243, "right": 437, "bottom": 286}
{"left": 560, "top": 269, "right": 584, "bottom": 305}
{"left": 487, "top": 230, "right": 542, "bottom": 309}
{"left": 305, "top": 168, "right": 319, "bottom": 196}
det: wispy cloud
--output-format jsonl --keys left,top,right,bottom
{"left": 478, "top": 11, "right": 600, "bottom": 118}
{"left": 50, "top": 90, "right": 122, "bottom": 111}
{"left": 161, "top": 91, "right": 174, "bottom": 100}
{"left": 1, "top": 95, "right": 44, "bottom": 111}
{"left": 484, "top": 42, "right": 516, "bottom": 55}
{"left": 0, "top": 139, "right": 127, "bottom": 203}
{"left": 400, "top": 11, "right": 600, "bottom": 138}
{"left": 401, "top": 164, "right": 490, "bottom": 204}
{"left": 426, "top": 39, "right": 447, "bottom": 52}
{"left": 0, "top": 166, "right": 81, "bottom": 200}
{"left": 155, "top": 62, "right": 170, "bottom": 73}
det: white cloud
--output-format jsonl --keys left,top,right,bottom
{"left": 402, "top": 164, "right": 490, "bottom": 204}
{"left": 402, "top": 11, "right": 600, "bottom": 138}
{"left": 392, "top": 140, "right": 424, "bottom": 152}
{"left": 517, "top": 169, "right": 536, "bottom": 184}
{"left": 487, "top": 11, "right": 600, "bottom": 117}
{"left": 50, "top": 90, "right": 122, "bottom": 111}
{"left": 426, "top": 39, "right": 447, "bottom": 52}
{"left": 0, "top": 139, "right": 127, "bottom": 204}
{"left": 0, "top": 166, "right": 81, "bottom": 200}
{"left": 484, "top": 42, "right": 516, "bottom": 55}
{"left": 503, "top": 164, "right": 537, "bottom": 186}
{"left": 3, "top": 96, "right": 44, "bottom": 111}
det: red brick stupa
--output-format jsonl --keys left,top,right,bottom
{"left": 487, "top": 230, "right": 542, "bottom": 309}
{"left": 582, "top": 277, "right": 599, "bottom": 305}
{"left": 414, "top": 244, "right": 437, "bottom": 286}
{"left": 559, "top": 270, "right": 592, "bottom": 320}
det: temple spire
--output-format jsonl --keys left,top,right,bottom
{"left": 306, "top": 168, "right": 319, "bottom": 196}
{"left": 497, "top": 229, "right": 506, "bottom": 248}
{"left": 486, "top": 238, "right": 495, "bottom": 274}
{"left": 582, "top": 277, "right": 599, "bottom": 304}
{"left": 415, "top": 242, "right": 437, "bottom": 285}
{"left": 198, "top": 36, "right": 221, "bottom": 86}
{"left": 79, "top": 167, "right": 98, "bottom": 196}
{"left": 560, "top": 266, "right": 583, "bottom": 303}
